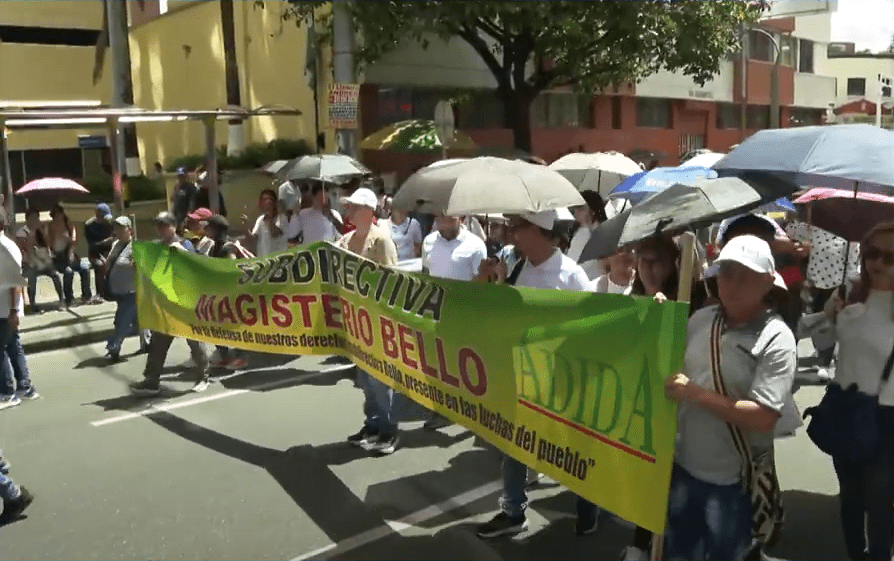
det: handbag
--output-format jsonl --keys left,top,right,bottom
{"left": 709, "top": 313, "right": 785, "bottom": 547}
{"left": 803, "top": 338, "right": 894, "bottom": 462}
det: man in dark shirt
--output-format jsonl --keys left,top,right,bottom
{"left": 84, "top": 203, "right": 114, "bottom": 302}
{"left": 170, "top": 167, "right": 198, "bottom": 227}
{"left": 192, "top": 170, "right": 227, "bottom": 217}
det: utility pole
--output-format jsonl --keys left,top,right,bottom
{"left": 332, "top": 0, "right": 357, "bottom": 158}
{"left": 106, "top": 0, "right": 141, "bottom": 177}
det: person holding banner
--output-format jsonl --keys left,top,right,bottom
{"left": 475, "top": 209, "right": 591, "bottom": 539}
{"left": 130, "top": 212, "right": 210, "bottom": 395}
{"left": 337, "top": 187, "right": 402, "bottom": 455}
{"left": 662, "top": 235, "right": 796, "bottom": 561}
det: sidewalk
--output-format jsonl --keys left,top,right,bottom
{"left": 18, "top": 273, "right": 116, "bottom": 354}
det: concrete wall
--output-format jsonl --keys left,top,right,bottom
{"left": 826, "top": 56, "right": 894, "bottom": 105}
{"left": 128, "top": 0, "right": 321, "bottom": 169}
{"left": 0, "top": 0, "right": 102, "bottom": 28}
{"left": 635, "top": 65, "right": 735, "bottom": 104}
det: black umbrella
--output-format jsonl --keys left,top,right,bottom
{"left": 579, "top": 175, "right": 788, "bottom": 262}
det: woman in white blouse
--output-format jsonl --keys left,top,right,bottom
{"left": 824, "top": 222, "right": 894, "bottom": 561}
{"left": 381, "top": 208, "right": 422, "bottom": 260}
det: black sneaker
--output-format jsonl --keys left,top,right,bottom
{"left": 364, "top": 433, "right": 399, "bottom": 455}
{"left": 476, "top": 512, "right": 527, "bottom": 538}
{"left": 130, "top": 380, "right": 161, "bottom": 395}
{"left": 0, "top": 486, "right": 33, "bottom": 523}
{"left": 575, "top": 509, "right": 599, "bottom": 536}
{"left": 346, "top": 426, "right": 378, "bottom": 447}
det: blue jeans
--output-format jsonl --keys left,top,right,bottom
{"left": 500, "top": 455, "right": 528, "bottom": 518}
{"left": 53, "top": 253, "right": 91, "bottom": 305}
{"left": 833, "top": 406, "right": 894, "bottom": 561}
{"left": 107, "top": 293, "right": 137, "bottom": 353}
{"left": 0, "top": 319, "right": 33, "bottom": 397}
{"left": 664, "top": 464, "right": 752, "bottom": 561}
{"left": 359, "top": 369, "right": 402, "bottom": 436}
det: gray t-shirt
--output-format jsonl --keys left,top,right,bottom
{"left": 676, "top": 306, "right": 796, "bottom": 486}
{"left": 107, "top": 240, "right": 134, "bottom": 296}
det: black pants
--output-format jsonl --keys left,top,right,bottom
{"left": 833, "top": 407, "right": 894, "bottom": 561}
{"left": 142, "top": 332, "right": 209, "bottom": 384}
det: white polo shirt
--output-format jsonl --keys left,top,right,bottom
{"left": 422, "top": 227, "right": 487, "bottom": 281}
{"left": 516, "top": 249, "right": 590, "bottom": 291}
{"left": 0, "top": 233, "right": 24, "bottom": 318}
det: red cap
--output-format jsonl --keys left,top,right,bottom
{"left": 188, "top": 208, "right": 213, "bottom": 221}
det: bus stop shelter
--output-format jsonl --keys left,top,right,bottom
{"left": 0, "top": 105, "right": 302, "bottom": 225}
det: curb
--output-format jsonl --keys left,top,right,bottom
{"left": 20, "top": 328, "right": 115, "bottom": 355}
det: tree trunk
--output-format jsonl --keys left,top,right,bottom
{"left": 220, "top": 0, "right": 244, "bottom": 156}
{"left": 501, "top": 90, "right": 534, "bottom": 154}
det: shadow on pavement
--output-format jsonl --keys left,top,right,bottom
{"left": 767, "top": 489, "right": 847, "bottom": 560}
{"left": 144, "top": 410, "right": 495, "bottom": 548}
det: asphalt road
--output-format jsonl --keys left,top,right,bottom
{"left": 0, "top": 337, "right": 849, "bottom": 560}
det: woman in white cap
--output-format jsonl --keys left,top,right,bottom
{"left": 662, "top": 235, "right": 796, "bottom": 561}
{"left": 338, "top": 187, "right": 401, "bottom": 455}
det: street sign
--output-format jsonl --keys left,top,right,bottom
{"left": 328, "top": 83, "right": 360, "bottom": 129}
{"left": 434, "top": 100, "right": 454, "bottom": 142}
{"left": 78, "top": 134, "right": 107, "bottom": 149}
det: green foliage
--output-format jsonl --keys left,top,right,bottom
{"left": 165, "top": 138, "right": 314, "bottom": 172}
{"left": 81, "top": 175, "right": 165, "bottom": 202}
{"left": 282, "top": 0, "right": 765, "bottom": 149}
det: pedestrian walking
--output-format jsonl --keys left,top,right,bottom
{"left": 821, "top": 222, "right": 894, "bottom": 561}
{"left": 338, "top": 187, "right": 402, "bottom": 455}
{"left": 0, "top": 208, "right": 38, "bottom": 408}
{"left": 475, "top": 209, "right": 591, "bottom": 539}
{"left": 105, "top": 216, "right": 138, "bottom": 362}
{"left": 170, "top": 167, "right": 197, "bottom": 228}
{"left": 204, "top": 215, "right": 248, "bottom": 371}
{"left": 130, "top": 212, "right": 210, "bottom": 395}
{"left": 243, "top": 189, "right": 288, "bottom": 257}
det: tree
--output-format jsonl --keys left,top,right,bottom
{"left": 284, "top": 0, "right": 764, "bottom": 151}
{"left": 220, "top": 0, "right": 246, "bottom": 156}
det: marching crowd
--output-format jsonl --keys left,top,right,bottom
{"left": 0, "top": 150, "right": 892, "bottom": 560}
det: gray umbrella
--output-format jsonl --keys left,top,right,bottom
{"left": 579, "top": 176, "right": 782, "bottom": 262}
{"left": 713, "top": 124, "right": 894, "bottom": 195}
{"left": 276, "top": 154, "right": 370, "bottom": 183}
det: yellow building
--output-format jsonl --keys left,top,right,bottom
{"left": 1, "top": 0, "right": 324, "bottom": 183}
{"left": 128, "top": 0, "right": 327, "bottom": 170}
{"left": 0, "top": 0, "right": 111, "bottom": 182}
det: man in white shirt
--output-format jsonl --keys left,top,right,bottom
{"left": 476, "top": 209, "right": 592, "bottom": 540}
{"left": 287, "top": 181, "right": 341, "bottom": 244}
{"left": 422, "top": 215, "right": 487, "bottom": 280}
{"left": 419, "top": 215, "right": 487, "bottom": 430}
{"left": 0, "top": 207, "right": 35, "bottom": 408}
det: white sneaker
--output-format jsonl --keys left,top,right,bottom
{"left": 0, "top": 395, "right": 21, "bottom": 410}
{"left": 621, "top": 546, "right": 648, "bottom": 561}
{"left": 192, "top": 379, "right": 211, "bottom": 393}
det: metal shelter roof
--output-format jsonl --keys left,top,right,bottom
{"left": 0, "top": 105, "right": 302, "bottom": 128}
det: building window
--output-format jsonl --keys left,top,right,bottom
{"left": 457, "top": 90, "right": 505, "bottom": 129}
{"left": 377, "top": 88, "right": 414, "bottom": 126}
{"left": 799, "top": 39, "right": 815, "bottom": 73}
{"left": 612, "top": 97, "right": 622, "bottom": 129}
{"left": 636, "top": 98, "right": 672, "bottom": 128}
{"left": 716, "top": 103, "right": 742, "bottom": 130}
{"left": 0, "top": 25, "right": 100, "bottom": 46}
{"left": 747, "top": 105, "right": 770, "bottom": 129}
{"left": 531, "top": 92, "right": 593, "bottom": 129}
{"left": 847, "top": 78, "right": 867, "bottom": 97}
{"left": 789, "top": 108, "right": 825, "bottom": 127}
{"left": 780, "top": 35, "right": 797, "bottom": 67}
{"left": 749, "top": 30, "right": 776, "bottom": 63}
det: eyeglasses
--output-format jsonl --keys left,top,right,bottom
{"left": 865, "top": 246, "right": 894, "bottom": 266}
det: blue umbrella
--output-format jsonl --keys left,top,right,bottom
{"left": 758, "top": 197, "right": 796, "bottom": 214}
{"left": 610, "top": 166, "right": 717, "bottom": 205}
{"left": 713, "top": 124, "right": 894, "bottom": 195}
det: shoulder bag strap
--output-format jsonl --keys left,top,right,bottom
{"left": 506, "top": 258, "right": 526, "bottom": 286}
{"left": 709, "top": 312, "right": 756, "bottom": 484}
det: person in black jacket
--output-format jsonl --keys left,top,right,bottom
{"left": 192, "top": 169, "right": 227, "bottom": 217}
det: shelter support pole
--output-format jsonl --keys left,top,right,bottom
{"left": 0, "top": 118, "right": 13, "bottom": 228}
{"left": 108, "top": 117, "right": 124, "bottom": 214}
{"left": 204, "top": 116, "right": 220, "bottom": 214}
{"left": 332, "top": 0, "right": 357, "bottom": 158}
{"left": 650, "top": 231, "right": 697, "bottom": 561}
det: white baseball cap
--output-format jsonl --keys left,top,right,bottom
{"left": 520, "top": 209, "right": 559, "bottom": 230}
{"left": 113, "top": 216, "right": 132, "bottom": 228}
{"left": 714, "top": 234, "right": 776, "bottom": 275}
{"left": 341, "top": 187, "right": 378, "bottom": 210}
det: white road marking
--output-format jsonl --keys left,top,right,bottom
{"left": 91, "top": 365, "right": 354, "bottom": 427}
{"left": 290, "top": 480, "right": 503, "bottom": 561}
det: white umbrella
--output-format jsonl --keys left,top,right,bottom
{"left": 549, "top": 151, "right": 642, "bottom": 196}
{"left": 277, "top": 154, "right": 370, "bottom": 183}
{"left": 394, "top": 157, "right": 584, "bottom": 216}
{"left": 679, "top": 151, "right": 725, "bottom": 169}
